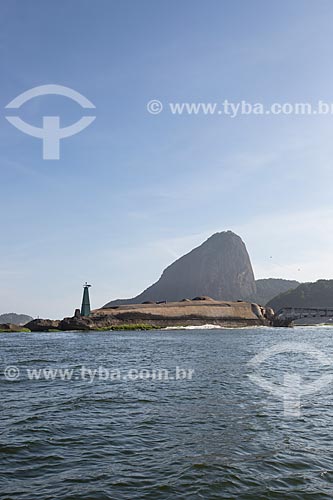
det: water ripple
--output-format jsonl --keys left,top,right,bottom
{"left": 1, "top": 328, "right": 333, "bottom": 498}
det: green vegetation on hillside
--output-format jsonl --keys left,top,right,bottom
{"left": 254, "top": 278, "right": 300, "bottom": 305}
{"left": 267, "top": 280, "right": 333, "bottom": 310}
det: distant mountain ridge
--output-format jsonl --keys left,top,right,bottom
{"left": 267, "top": 280, "right": 333, "bottom": 311}
{"left": 255, "top": 278, "right": 300, "bottom": 305}
{"left": 103, "top": 231, "right": 300, "bottom": 308}
{"left": 0, "top": 313, "right": 33, "bottom": 325}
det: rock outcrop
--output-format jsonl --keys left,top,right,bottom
{"left": 59, "top": 316, "right": 95, "bottom": 331}
{"left": 0, "top": 323, "right": 30, "bottom": 332}
{"left": 25, "top": 319, "right": 61, "bottom": 332}
{"left": 104, "top": 231, "right": 257, "bottom": 307}
{"left": 92, "top": 298, "right": 273, "bottom": 329}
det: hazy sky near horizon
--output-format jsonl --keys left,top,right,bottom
{"left": 1, "top": 0, "right": 333, "bottom": 318}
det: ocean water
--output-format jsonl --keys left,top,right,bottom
{"left": 1, "top": 327, "right": 333, "bottom": 499}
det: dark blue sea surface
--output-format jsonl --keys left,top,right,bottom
{"left": 1, "top": 327, "right": 333, "bottom": 499}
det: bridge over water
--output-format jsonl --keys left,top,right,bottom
{"left": 273, "top": 307, "right": 333, "bottom": 326}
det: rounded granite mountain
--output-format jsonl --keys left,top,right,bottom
{"left": 103, "top": 231, "right": 257, "bottom": 307}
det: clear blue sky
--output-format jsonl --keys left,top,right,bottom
{"left": 1, "top": 0, "right": 333, "bottom": 318}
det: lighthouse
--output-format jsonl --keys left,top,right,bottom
{"left": 81, "top": 282, "right": 92, "bottom": 316}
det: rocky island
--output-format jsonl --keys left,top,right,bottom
{"left": 3, "top": 231, "right": 303, "bottom": 332}
{"left": 25, "top": 297, "right": 274, "bottom": 331}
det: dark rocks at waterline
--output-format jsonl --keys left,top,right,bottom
{"left": 59, "top": 316, "right": 96, "bottom": 331}
{"left": 272, "top": 316, "right": 294, "bottom": 327}
{"left": 24, "top": 319, "right": 61, "bottom": 332}
{"left": 0, "top": 323, "right": 30, "bottom": 332}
